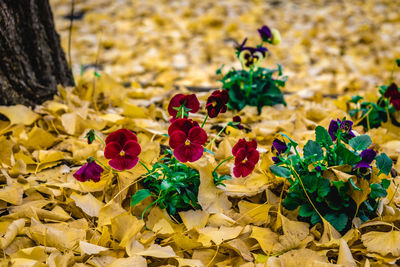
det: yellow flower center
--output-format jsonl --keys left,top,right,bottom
{"left": 242, "top": 159, "right": 247, "bottom": 164}
{"left": 212, "top": 101, "right": 217, "bottom": 107}
{"left": 120, "top": 151, "right": 125, "bottom": 156}
{"left": 185, "top": 140, "right": 191, "bottom": 146}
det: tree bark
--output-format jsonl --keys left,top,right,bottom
{"left": 0, "top": 0, "right": 74, "bottom": 106}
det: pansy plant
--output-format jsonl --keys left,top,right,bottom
{"left": 217, "top": 25, "right": 286, "bottom": 113}
{"left": 348, "top": 59, "right": 400, "bottom": 129}
{"left": 270, "top": 118, "right": 393, "bottom": 232}
{"left": 130, "top": 92, "right": 260, "bottom": 220}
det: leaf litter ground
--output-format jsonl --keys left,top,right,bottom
{"left": 0, "top": 0, "right": 400, "bottom": 266}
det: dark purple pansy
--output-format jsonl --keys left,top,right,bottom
{"left": 258, "top": 25, "right": 272, "bottom": 42}
{"left": 315, "top": 166, "right": 322, "bottom": 172}
{"left": 355, "top": 149, "right": 377, "bottom": 169}
{"left": 232, "top": 116, "right": 244, "bottom": 130}
{"left": 272, "top": 139, "right": 287, "bottom": 155}
{"left": 384, "top": 83, "right": 400, "bottom": 111}
{"left": 328, "top": 119, "right": 355, "bottom": 141}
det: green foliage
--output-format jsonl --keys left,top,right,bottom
{"left": 376, "top": 153, "right": 392, "bottom": 176}
{"left": 349, "top": 135, "right": 372, "bottom": 151}
{"left": 131, "top": 149, "right": 201, "bottom": 219}
{"left": 348, "top": 60, "right": 400, "bottom": 130}
{"left": 218, "top": 65, "right": 286, "bottom": 113}
{"left": 270, "top": 122, "right": 393, "bottom": 233}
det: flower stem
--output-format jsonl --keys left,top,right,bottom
{"left": 201, "top": 114, "right": 209, "bottom": 128}
{"left": 95, "top": 134, "right": 106, "bottom": 145}
{"left": 213, "top": 156, "right": 234, "bottom": 173}
{"left": 246, "top": 67, "right": 254, "bottom": 97}
{"left": 139, "top": 160, "right": 150, "bottom": 172}
{"left": 205, "top": 124, "right": 227, "bottom": 149}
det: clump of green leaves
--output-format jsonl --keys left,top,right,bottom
{"left": 217, "top": 26, "right": 286, "bottom": 114}
{"left": 218, "top": 65, "right": 287, "bottom": 113}
{"left": 348, "top": 59, "right": 400, "bottom": 130}
{"left": 131, "top": 149, "right": 201, "bottom": 220}
{"left": 270, "top": 119, "right": 393, "bottom": 232}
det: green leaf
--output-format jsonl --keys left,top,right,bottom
{"left": 270, "top": 165, "right": 291, "bottom": 178}
{"left": 396, "top": 59, "right": 400, "bottom": 67}
{"left": 299, "top": 203, "right": 314, "bottom": 217}
{"left": 282, "top": 193, "right": 301, "bottom": 210}
{"left": 131, "top": 189, "right": 152, "bottom": 207}
{"left": 302, "top": 174, "right": 318, "bottom": 193}
{"left": 317, "top": 178, "right": 331, "bottom": 200}
{"left": 303, "top": 140, "right": 324, "bottom": 160}
{"left": 311, "top": 211, "right": 322, "bottom": 225}
{"left": 375, "top": 153, "right": 392, "bottom": 176}
{"left": 336, "top": 145, "right": 362, "bottom": 165}
{"left": 325, "top": 213, "right": 348, "bottom": 231}
{"left": 370, "top": 183, "right": 388, "bottom": 199}
{"left": 315, "top": 126, "right": 333, "bottom": 147}
{"left": 381, "top": 179, "right": 390, "bottom": 189}
{"left": 349, "top": 95, "right": 363, "bottom": 104}
{"left": 349, "top": 135, "right": 372, "bottom": 151}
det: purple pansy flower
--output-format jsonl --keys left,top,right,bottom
{"left": 355, "top": 149, "right": 377, "bottom": 169}
{"left": 258, "top": 25, "right": 272, "bottom": 42}
{"left": 271, "top": 139, "right": 287, "bottom": 163}
{"left": 73, "top": 161, "right": 104, "bottom": 182}
{"left": 328, "top": 119, "right": 356, "bottom": 141}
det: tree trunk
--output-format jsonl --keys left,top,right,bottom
{"left": 0, "top": 0, "right": 74, "bottom": 106}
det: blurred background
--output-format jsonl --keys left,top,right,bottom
{"left": 51, "top": 0, "right": 400, "bottom": 95}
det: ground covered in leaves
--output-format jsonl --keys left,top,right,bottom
{"left": 1, "top": 0, "right": 400, "bottom": 266}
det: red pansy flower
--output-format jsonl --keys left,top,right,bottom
{"left": 384, "top": 83, "right": 400, "bottom": 111}
{"left": 104, "top": 129, "right": 141, "bottom": 171}
{"left": 232, "top": 139, "right": 259, "bottom": 178}
{"left": 168, "top": 94, "right": 200, "bottom": 119}
{"left": 73, "top": 161, "right": 104, "bottom": 182}
{"left": 206, "top": 90, "right": 229, "bottom": 118}
{"left": 168, "top": 118, "right": 207, "bottom": 162}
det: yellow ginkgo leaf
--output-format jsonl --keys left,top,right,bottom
{"left": 361, "top": 231, "right": 400, "bottom": 257}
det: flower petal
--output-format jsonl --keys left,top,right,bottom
{"left": 174, "top": 143, "right": 203, "bottom": 163}
{"left": 104, "top": 141, "right": 122, "bottom": 159}
{"left": 123, "top": 140, "right": 141, "bottom": 157}
{"left": 232, "top": 138, "right": 247, "bottom": 156}
{"left": 247, "top": 149, "right": 260, "bottom": 165}
{"left": 169, "top": 131, "right": 187, "bottom": 149}
{"left": 109, "top": 155, "right": 139, "bottom": 170}
{"left": 233, "top": 162, "right": 255, "bottom": 178}
{"left": 168, "top": 118, "right": 199, "bottom": 136}
{"left": 168, "top": 94, "right": 185, "bottom": 117}
{"left": 234, "top": 148, "right": 247, "bottom": 164}
{"left": 360, "top": 149, "right": 376, "bottom": 164}
{"left": 185, "top": 94, "right": 200, "bottom": 113}
{"left": 188, "top": 127, "right": 207, "bottom": 145}
{"left": 105, "top": 129, "right": 137, "bottom": 146}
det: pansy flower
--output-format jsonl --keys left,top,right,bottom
{"left": 168, "top": 94, "right": 200, "bottom": 119}
{"left": 232, "top": 139, "right": 260, "bottom": 177}
{"left": 104, "top": 129, "right": 141, "bottom": 171}
{"left": 238, "top": 46, "right": 268, "bottom": 69}
{"left": 73, "top": 161, "right": 104, "bottom": 182}
{"left": 168, "top": 118, "right": 207, "bottom": 162}
{"left": 355, "top": 149, "right": 376, "bottom": 169}
{"left": 384, "top": 83, "right": 400, "bottom": 111}
{"left": 258, "top": 25, "right": 272, "bottom": 42}
{"left": 231, "top": 115, "right": 244, "bottom": 130}
{"left": 328, "top": 119, "right": 356, "bottom": 141}
{"left": 206, "top": 90, "right": 229, "bottom": 118}
{"left": 271, "top": 139, "right": 287, "bottom": 163}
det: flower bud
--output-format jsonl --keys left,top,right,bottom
{"left": 271, "top": 28, "right": 281, "bottom": 45}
